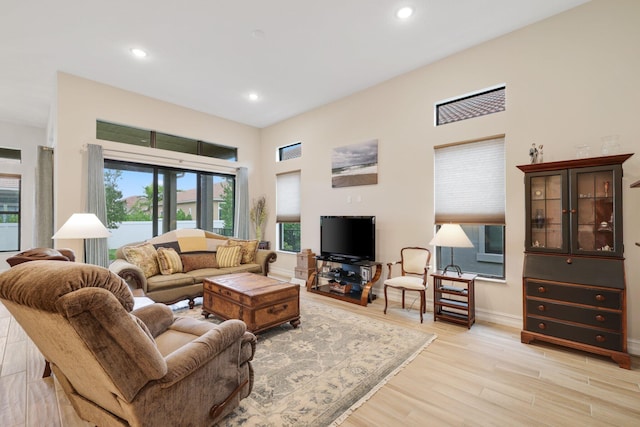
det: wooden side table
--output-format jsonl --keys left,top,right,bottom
{"left": 431, "top": 271, "right": 476, "bottom": 328}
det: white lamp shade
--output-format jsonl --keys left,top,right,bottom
{"left": 52, "top": 213, "right": 111, "bottom": 239}
{"left": 429, "top": 224, "right": 473, "bottom": 248}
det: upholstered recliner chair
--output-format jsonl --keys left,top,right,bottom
{"left": 0, "top": 261, "right": 256, "bottom": 426}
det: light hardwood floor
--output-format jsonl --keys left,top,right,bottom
{"left": 2, "top": 290, "right": 639, "bottom": 426}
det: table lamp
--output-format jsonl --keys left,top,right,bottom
{"left": 429, "top": 223, "right": 473, "bottom": 276}
{"left": 52, "top": 213, "right": 111, "bottom": 262}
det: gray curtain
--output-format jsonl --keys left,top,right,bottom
{"left": 235, "top": 167, "right": 249, "bottom": 239}
{"left": 86, "top": 144, "right": 109, "bottom": 266}
{"left": 35, "top": 146, "right": 54, "bottom": 247}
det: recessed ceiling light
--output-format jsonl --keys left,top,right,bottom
{"left": 248, "top": 93, "right": 259, "bottom": 101}
{"left": 396, "top": 6, "right": 414, "bottom": 19}
{"left": 130, "top": 48, "right": 147, "bottom": 58}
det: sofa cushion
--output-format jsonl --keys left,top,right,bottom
{"left": 123, "top": 243, "right": 160, "bottom": 278}
{"left": 157, "top": 247, "right": 183, "bottom": 275}
{"left": 216, "top": 245, "right": 242, "bottom": 268}
{"left": 228, "top": 239, "right": 259, "bottom": 264}
{"left": 146, "top": 273, "right": 195, "bottom": 292}
{"left": 180, "top": 252, "right": 218, "bottom": 272}
{"left": 186, "top": 264, "right": 262, "bottom": 282}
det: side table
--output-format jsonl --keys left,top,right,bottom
{"left": 431, "top": 270, "right": 476, "bottom": 328}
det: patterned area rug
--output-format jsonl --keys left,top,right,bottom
{"left": 175, "top": 299, "right": 436, "bottom": 427}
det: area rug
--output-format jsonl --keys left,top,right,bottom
{"left": 175, "top": 300, "right": 436, "bottom": 427}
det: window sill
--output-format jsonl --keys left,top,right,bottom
{"left": 475, "top": 276, "right": 506, "bottom": 284}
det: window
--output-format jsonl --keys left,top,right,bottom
{"left": 433, "top": 136, "right": 505, "bottom": 279}
{"left": 104, "top": 160, "right": 235, "bottom": 258}
{"left": 0, "top": 175, "right": 20, "bottom": 252}
{"left": 436, "top": 85, "right": 505, "bottom": 126}
{"left": 97, "top": 121, "right": 238, "bottom": 161}
{"left": 0, "top": 147, "right": 21, "bottom": 164}
{"left": 276, "top": 171, "right": 301, "bottom": 252}
{"left": 278, "top": 142, "right": 302, "bottom": 161}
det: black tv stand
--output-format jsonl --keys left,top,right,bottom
{"left": 306, "top": 256, "right": 382, "bottom": 306}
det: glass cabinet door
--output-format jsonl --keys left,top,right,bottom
{"left": 527, "top": 170, "right": 568, "bottom": 252}
{"left": 571, "top": 165, "right": 622, "bottom": 256}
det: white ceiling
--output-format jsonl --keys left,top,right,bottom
{"left": 1, "top": 0, "right": 589, "bottom": 129}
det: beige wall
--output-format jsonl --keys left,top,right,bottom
{"left": 54, "top": 73, "right": 262, "bottom": 258}
{"left": 259, "top": 0, "right": 640, "bottom": 351}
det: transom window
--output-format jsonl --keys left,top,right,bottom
{"left": 278, "top": 142, "right": 302, "bottom": 161}
{"left": 97, "top": 121, "right": 238, "bottom": 161}
{"left": 436, "top": 86, "right": 506, "bottom": 126}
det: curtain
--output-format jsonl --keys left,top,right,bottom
{"left": 434, "top": 136, "right": 505, "bottom": 224}
{"left": 235, "top": 167, "right": 249, "bottom": 239}
{"left": 35, "top": 146, "right": 54, "bottom": 247}
{"left": 86, "top": 144, "right": 109, "bottom": 266}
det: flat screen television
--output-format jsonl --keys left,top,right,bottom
{"left": 320, "top": 216, "right": 375, "bottom": 262}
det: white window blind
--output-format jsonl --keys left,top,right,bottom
{"left": 434, "top": 136, "right": 505, "bottom": 224}
{"left": 276, "top": 171, "right": 300, "bottom": 222}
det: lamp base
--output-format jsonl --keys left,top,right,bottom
{"left": 442, "top": 264, "right": 463, "bottom": 276}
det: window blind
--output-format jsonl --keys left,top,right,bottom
{"left": 434, "top": 137, "right": 505, "bottom": 224}
{"left": 276, "top": 171, "right": 301, "bottom": 222}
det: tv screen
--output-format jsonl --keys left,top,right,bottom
{"left": 320, "top": 216, "right": 375, "bottom": 261}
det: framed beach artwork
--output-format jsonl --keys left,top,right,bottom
{"left": 331, "top": 139, "right": 378, "bottom": 188}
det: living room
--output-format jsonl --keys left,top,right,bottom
{"left": 1, "top": 0, "right": 639, "bottom": 425}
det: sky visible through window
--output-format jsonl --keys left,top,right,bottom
{"left": 115, "top": 170, "right": 197, "bottom": 198}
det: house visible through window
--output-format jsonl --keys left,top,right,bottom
{"left": 436, "top": 85, "right": 506, "bottom": 126}
{"left": 0, "top": 174, "right": 20, "bottom": 252}
{"left": 433, "top": 136, "right": 505, "bottom": 279}
{"left": 278, "top": 142, "right": 302, "bottom": 161}
{"left": 276, "top": 170, "right": 301, "bottom": 252}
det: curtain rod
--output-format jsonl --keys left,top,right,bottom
{"left": 94, "top": 146, "right": 239, "bottom": 172}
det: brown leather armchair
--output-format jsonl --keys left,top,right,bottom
{"left": 0, "top": 261, "right": 256, "bottom": 426}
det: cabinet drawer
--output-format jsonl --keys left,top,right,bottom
{"left": 209, "top": 297, "right": 242, "bottom": 320}
{"left": 525, "top": 316, "right": 623, "bottom": 351}
{"left": 205, "top": 282, "right": 244, "bottom": 303}
{"left": 525, "top": 299, "right": 621, "bottom": 330}
{"left": 254, "top": 298, "right": 299, "bottom": 326}
{"left": 525, "top": 280, "right": 621, "bottom": 309}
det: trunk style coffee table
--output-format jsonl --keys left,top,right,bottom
{"left": 202, "top": 272, "right": 300, "bottom": 334}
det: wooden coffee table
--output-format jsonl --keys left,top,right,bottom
{"left": 202, "top": 273, "right": 300, "bottom": 334}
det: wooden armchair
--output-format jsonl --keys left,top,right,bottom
{"left": 383, "top": 247, "right": 431, "bottom": 323}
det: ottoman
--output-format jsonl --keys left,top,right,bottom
{"left": 202, "top": 272, "right": 300, "bottom": 333}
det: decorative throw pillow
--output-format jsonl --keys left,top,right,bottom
{"left": 228, "top": 239, "right": 259, "bottom": 264}
{"left": 180, "top": 252, "right": 218, "bottom": 272}
{"left": 205, "top": 237, "right": 229, "bottom": 252}
{"left": 156, "top": 247, "right": 183, "bottom": 275}
{"left": 123, "top": 243, "right": 160, "bottom": 278}
{"left": 216, "top": 245, "right": 242, "bottom": 268}
{"left": 177, "top": 235, "right": 208, "bottom": 253}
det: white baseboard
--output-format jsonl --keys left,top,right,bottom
{"left": 285, "top": 269, "right": 639, "bottom": 356}
{"left": 627, "top": 339, "right": 640, "bottom": 356}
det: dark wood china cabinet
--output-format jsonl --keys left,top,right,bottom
{"left": 517, "top": 154, "right": 633, "bottom": 369}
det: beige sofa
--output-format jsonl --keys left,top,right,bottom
{"left": 109, "top": 229, "right": 277, "bottom": 308}
{"left": 0, "top": 260, "right": 256, "bottom": 426}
